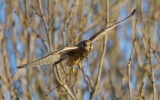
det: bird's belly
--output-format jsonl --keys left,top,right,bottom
{"left": 66, "top": 50, "right": 90, "bottom": 66}
{"left": 66, "top": 53, "right": 81, "bottom": 66}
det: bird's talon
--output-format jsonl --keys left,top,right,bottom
{"left": 78, "top": 62, "right": 83, "bottom": 69}
{"left": 71, "top": 68, "right": 77, "bottom": 74}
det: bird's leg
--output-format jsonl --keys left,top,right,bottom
{"left": 71, "top": 66, "right": 77, "bottom": 74}
{"left": 78, "top": 62, "right": 82, "bottom": 69}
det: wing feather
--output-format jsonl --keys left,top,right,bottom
{"left": 89, "top": 9, "right": 136, "bottom": 42}
{"left": 17, "top": 46, "right": 78, "bottom": 68}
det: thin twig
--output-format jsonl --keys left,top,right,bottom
{"left": 0, "top": 77, "right": 5, "bottom": 100}
{"left": 127, "top": 38, "right": 136, "bottom": 100}
{"left": 127, "top": 19, "right": 137, "bottom": 100}
{"left": 58, "top": 14, "right": 65, "bottom": 47}
{"left": 47, "top": 0, "right": 50, "bottom": 24}
{"left": 108, "top": 70, "right": 118, "bottom": 100}
{"left": 36, "top": 0, "right": 54, "bottom": 52}
{"left": 139, "top": 82, "right": 144, "bottom": 100}
{"left": 25, "top": 0, "right": 29, "bottom": 20}
{"left": 36, "top": 0, "right": 48, "bottom": 32}
{"left": 63, "top": 84, "right": 78, "bottom": 100}
{"left": 141, "top": 22, "right": 160, "bottom": 64}
{"left": 148, "top": 38, "right": 157, "bottom": 100}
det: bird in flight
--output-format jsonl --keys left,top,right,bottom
{"left": 18, "top": 9, "right": 136, "bottom": 74}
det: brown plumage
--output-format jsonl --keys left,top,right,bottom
{"left": 17, "top": 9, "right": 136, "bottom": 73}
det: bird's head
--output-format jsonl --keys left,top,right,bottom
{"left": 84, "top": 40, "right": 93, "bottom": 51}
{"left": 77, "top": 40, "right": 93, "bottom": 52}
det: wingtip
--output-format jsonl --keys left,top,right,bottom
{"left": 17, "top": 66, "right": 23, "bottom": 69}
{"left": 17, "top": 65, "right": 27, "bottom": 69}
{"left": 131, "top": 9, "right": 136, "bottom": 15}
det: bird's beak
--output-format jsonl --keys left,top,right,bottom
{"left": 90, "top": 43, "right": 93, "bottom": 50}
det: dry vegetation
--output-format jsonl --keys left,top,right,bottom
{"left": 0, "top": 0, "right": 160, "bottom": 100}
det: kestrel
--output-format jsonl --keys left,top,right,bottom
{"left": 18, "top": 9, "right": 136, "bottom": 73}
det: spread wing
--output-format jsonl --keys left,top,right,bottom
{"left": 89, "top": 9, "right": 136, "bottom": 43}
{"left": 17, "top": 46, "right": 78, "bottom": 69}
